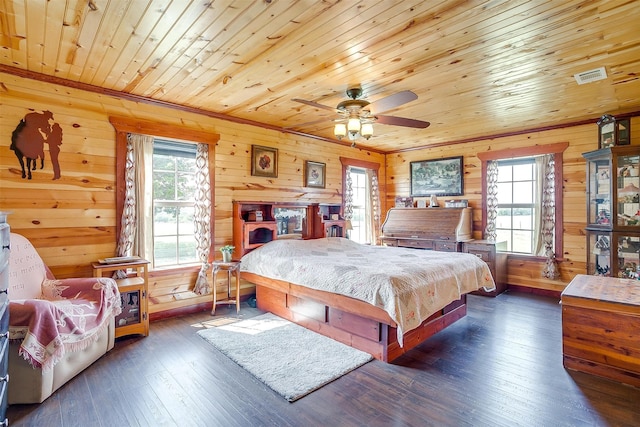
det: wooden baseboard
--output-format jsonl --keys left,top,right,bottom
{"left": 507, "top": 284, "right": 561, "bottom": 299}
{"left": 149, "top": 295, "right": 253, "bottom": 321}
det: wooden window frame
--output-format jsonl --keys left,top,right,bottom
{"left": 477, "top": 142, "right": 568, "bottom": 260}
{"left": 109, "top": 116, "right": 219, "bottom": 271}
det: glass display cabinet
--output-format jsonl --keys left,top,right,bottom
{"left": 583, "top": 145, "right": 640, "bottom": 279}
{"left": 586, "top": 231, "right": 639, "bottom": 279}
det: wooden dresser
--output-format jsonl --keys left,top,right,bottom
{"left": 0, "top": 214, "right": 9, "bottom": 424}
{"left": 380, "top": 207, "right": 472, "bottom": 252}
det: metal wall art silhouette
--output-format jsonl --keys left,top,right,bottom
{"left": 10, "top": 110, "right": 63, "bottom": 180}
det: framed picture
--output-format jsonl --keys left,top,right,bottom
{"left": 410, "top": 156, "right": 463, "bottom": 197}
{"left": 395, "top": 196, "right": 414, "bottom": 208}
{"left": 251, "top": 145, "right": 278, "bottom": 178}
{"left": 304, "top": 160, "right": 326, "bottom": 188}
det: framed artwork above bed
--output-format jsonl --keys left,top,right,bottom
{"left": 410, "top": 156, "right": 463, "bottom": 197}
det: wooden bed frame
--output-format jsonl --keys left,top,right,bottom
{"left": 241, "top": 271, "right": 467, "bottom": 363}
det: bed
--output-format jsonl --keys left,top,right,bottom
{"left": 240, "top": 237, "right": 495, "bottom": 362}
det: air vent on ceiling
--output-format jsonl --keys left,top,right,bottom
{"left": 573, "top": 67, "right": 607, "bottom": 85}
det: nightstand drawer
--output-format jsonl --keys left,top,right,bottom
{"left": 464, "top": 245, "right": 495, "bottom": 263}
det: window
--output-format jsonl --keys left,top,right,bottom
{"left": 495, "top": 157, "right": 537, "bottom": 253}
{"left": 111, "top": 116, "right": 218, "bottom": 275}
{"left": 340, "top": 157, "right": 381, "bottom": 245}
{"left": 347, "top": 167, "right": 367, "bottom": 243}
{"left": 479, "top": 142, "right": 568, "bottom": 259}
{"left": 152, "top": 140, "right": 198, "bottom": 267}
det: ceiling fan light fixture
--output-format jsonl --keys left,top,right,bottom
{"left": 334, "top": 123, "right": 346, "bottom": 139}
{"left": 293, "top": 86, "right": 427, "bottom": 146}
{"left": 361, "top": 123, "right": 373, "bottom": 139}
{"left": 347, "top": 117, "right": 361, "bottom": 135}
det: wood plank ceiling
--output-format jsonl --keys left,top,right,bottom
{"left": 1, "top": 0, "right": 639, "bottom": 152}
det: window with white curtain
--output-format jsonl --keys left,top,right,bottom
{"left": 480, "top": 142, "right": 567, "bottom": 273}
{"left": 341, "top": 157, "right": 381, "bottom": 245}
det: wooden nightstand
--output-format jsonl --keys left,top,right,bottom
{"left": 92, "top": 259, "right": 149, "bottom": 338}
{"left": 211, "top": 260, "right": 241, "bottom": 315}
{"left": 463, "top": 240, "right": 508, "bottom": 296}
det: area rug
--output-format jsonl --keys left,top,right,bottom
{"left": 197, "top": 313, "right": 373, "bottom": 402}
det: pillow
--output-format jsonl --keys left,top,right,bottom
{"left": 8, "top": 233, "right": 47, "bottom": 300}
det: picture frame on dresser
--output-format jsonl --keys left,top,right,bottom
{"left": 410, "top": 156, "right": 464, "bottom": 197}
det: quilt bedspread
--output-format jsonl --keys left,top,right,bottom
{"left": 240, "top": 238, "right": 495, "bottom": 346}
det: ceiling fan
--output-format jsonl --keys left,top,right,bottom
{"left": 292, "top": 86, "right": 430, "bottom": 146}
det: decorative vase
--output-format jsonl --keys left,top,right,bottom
{"left": 222, "top": 251, "right": 232, "bottom": 262}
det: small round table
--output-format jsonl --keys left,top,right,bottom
{"left": 211, "top": 260, "right": 241, "bottom": 315}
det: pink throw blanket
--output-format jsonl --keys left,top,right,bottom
{"left": 9, "top": 277, "right": 122, "bottom": 371}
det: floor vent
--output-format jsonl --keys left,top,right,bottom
{"left": 573, "top": 67, "right": 607, "bottom": 85}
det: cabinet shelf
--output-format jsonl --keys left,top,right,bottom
{"left": 92, "top": 260, "right": 150, "bottom": 338}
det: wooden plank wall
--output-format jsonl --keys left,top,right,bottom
{"left": 384, "top": 120, "right": 640, "bottom": 293}
{"left": 2, "top": 70, "right": 638, "bottom": 315}
{"left": 0, "top": 71, "right": 385, "bottom": 314}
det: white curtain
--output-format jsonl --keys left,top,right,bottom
{"left": 133, "top": 135, "right": 153, "bottom": 263}
{"left": 193, "top": 144, "right": 212, "bottom": 295}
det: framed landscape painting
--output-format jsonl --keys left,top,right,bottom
{"left": 251, "top": 145, "right": 278, "bottom": 178}
{"left": 410, "top": 156, "right": 463, "bottom": 197}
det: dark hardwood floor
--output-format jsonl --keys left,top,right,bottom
{"left": 8, "top": 291, "right": 640, "bottom": 427}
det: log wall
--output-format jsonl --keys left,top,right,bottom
{"left": 384, "top": 119, "right": 640, "bottom": 293}
{"left": 0, "top": 72, "right": 384, "bottom": 314}
{"left": 1, "top": 70, "right": 638, "bottom": 315}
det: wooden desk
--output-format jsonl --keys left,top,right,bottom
{"left": 211, "top": 261, "right": 241, "bottom": 315}
{"left": 561, "top": 274, "right": 640, "bottom": 387}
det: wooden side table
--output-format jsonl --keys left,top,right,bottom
{"left": 211, "top": 260, "right": 241, "bottom": 315}
{"left": 92, "top": 259, "right": 149, "bottom": 338}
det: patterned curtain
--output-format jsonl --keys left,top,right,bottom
{"left": 366, "top": 169, "right": 381, "bottom": 245}
{"left": 344, "top": 166, "right": 354, "bottom": 238}
{"left": 193, "top": 144, "right": 212, "bottom": 295}
{"left": 484, "top": 160, "right": 498, "bottom": 241}
{"left": 114, "top": 133, "right": 153, "bottom": 278}
{"left": 539, "top": 154, "right": 560, "bottom": 279}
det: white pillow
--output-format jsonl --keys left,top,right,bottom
{"left": 8, "top": 233, "right": 47, "bottom": 300}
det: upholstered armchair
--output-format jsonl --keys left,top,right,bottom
{"left": 8, "top": 233, "right": 121, "bottom": 404}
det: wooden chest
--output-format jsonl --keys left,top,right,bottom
{"left": 561, "top": 274, "right": 640, "bottom": 387}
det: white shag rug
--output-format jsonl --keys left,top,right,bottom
{"left": 197, "top": 312, "right": 373, "bottom": 402}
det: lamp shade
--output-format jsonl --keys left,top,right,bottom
{"left": 347, "top": 117, "right": 361, "bottom": 135}
{"left": 334, "top": 123, "right": 346, "bottom": 139}
{"left": 361, "top": 123, "right": 373, "bottom": 139}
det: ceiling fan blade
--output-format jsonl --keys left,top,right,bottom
{"left": 367, "top": 90, "right": 417, "bottom": 115}
{"left": 284, "top": 117, "right": 334, "bottom": 129}
{"left": 292, "top": 98, "right": 336, "bottom": 112}
{"left": 376, "top": 114, "right": 430, "bottom": 128}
